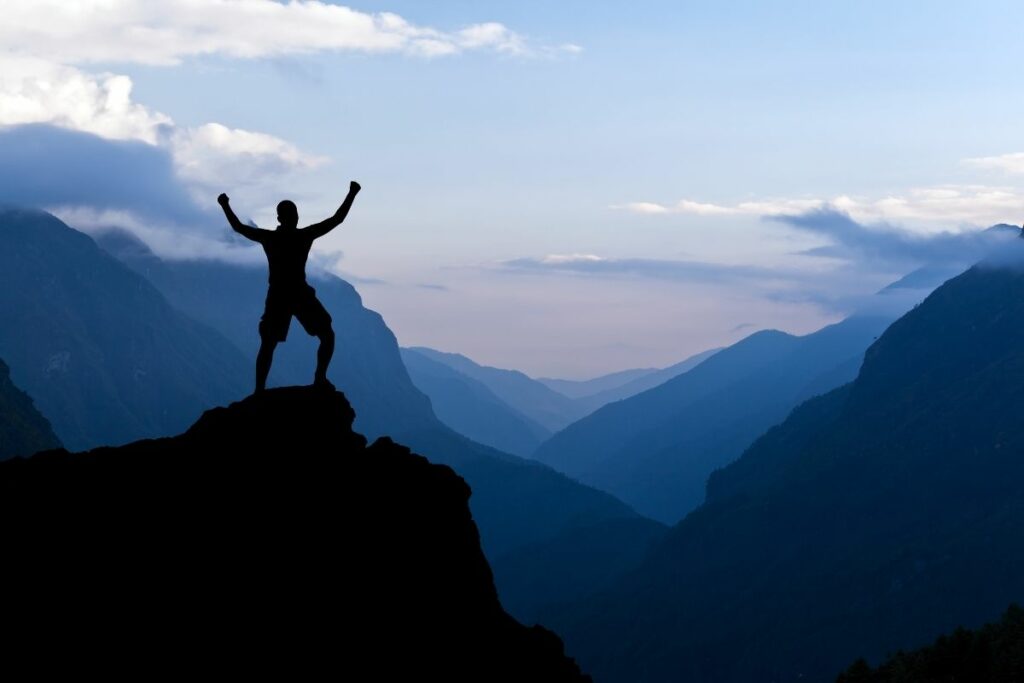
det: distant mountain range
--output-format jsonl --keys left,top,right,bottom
{"left": 538, "top": 367, "right": 658, "bottom": 399}
{"left": 545, "top": 260, "right": 1024, "bottom": 683}
{"left": 405, "top": 347, "right": 589, "bottom": 433}
{"left": 564, "top": 347, "right": 721, "bottom": 413}
{"left": 400, "top": 348, "right": 551, "bottom": 457}
{"left": 400, "top": 345, "right": 721, "bottom": 458}
{"left": 535, "top": 315, "right": 894, "bottom": 523}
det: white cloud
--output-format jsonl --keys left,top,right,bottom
{"left": 615, "top": 186, "right": 1024, "bottom": 229}
{"left": 0, "top": 55, "right": 323, "bottom": 198}
{"left": 170, "top": 122, "right": 327, "bottom": 189}
{"left": 539, "top": 253, "right": 606, "bottom": 264}
{"left": 963, "top": 152, "right": 1024, "bottom": 175}
{"left": 0, "top": 56, "right": 171, "bottom": 143}
{"left": 455, "top": 22, "right": 526, "bottom": 55}
{"left": 0, "top": 1, "right": 557, "bottom": 65}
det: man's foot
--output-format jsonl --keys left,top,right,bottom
{"left": 313, "top": 376, "right": 335, "bottom": 391}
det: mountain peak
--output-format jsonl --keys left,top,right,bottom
{"left": 1, "top": 386, "right": 589, "bottom": 680}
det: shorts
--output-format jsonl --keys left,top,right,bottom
{"left": 259, "top": 284, "right": 332, "bottom": 342}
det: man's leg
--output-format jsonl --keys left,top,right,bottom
{"left": 296, "top": 288, "right": 335, "bottom": 388}
{"left": 314, "top": 325, "right": 335, "bottom": 387}
{"left": 256, "top": 337, "right": 278, "bottom": 393}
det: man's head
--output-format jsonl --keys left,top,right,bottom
{"left": 277, "top": 200, "right": 298, "bottom": 229}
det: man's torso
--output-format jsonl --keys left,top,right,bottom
{"left": 262, "top": 229, "right": 315, "bottom": 290}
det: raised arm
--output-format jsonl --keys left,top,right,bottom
{"left": 304, "top": 181, "right": 361, "bottom": 239}
{"left": 218, "top": 193, "right": 268, "bottom": 243}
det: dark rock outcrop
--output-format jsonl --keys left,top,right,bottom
{"left": 2, "top": 387, "right": 589, "bottom": 680}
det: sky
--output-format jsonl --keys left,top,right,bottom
{"left": 4, "top": 1, "right": 1024, "bottom": 377}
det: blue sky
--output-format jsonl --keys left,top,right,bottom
{"left": 3, "top": 1, "right": 1024, "bottom": 376}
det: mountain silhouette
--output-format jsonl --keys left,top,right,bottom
{"left": 0, "top": 207, "right": 251, "bottom": 449}
{"left": 535, "top": 315, "right": 893, "bottom": 522}
{"left": 401, "top": 347, "right": 551, "bottom": 456}
{"left": 545, "top": 261, "right": 1024, "bottom": 683}
{"left": 2, "top": 386, "right": 590, "bottom": 681}
{"left": 0, "top": 356, "right": 60, "bottom": 458}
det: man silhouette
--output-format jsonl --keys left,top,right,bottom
{"left": 217, "top": 182, "right": 361, "bottom": 393}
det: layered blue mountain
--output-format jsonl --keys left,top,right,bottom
{"left": 1, "top": 387, "right": 590, "bottom": 681}
{"left": 535, "top": 315, "right": 893, "bottom": 523}
{"left": 405, "top": 347, "right": 589, "bottom": 433}
{"left": 401, "top": 347, "right": 550, "bottom": 456}
{"left": 0, "top": 357, "right": 60, "bottom": 458}
{"left": 544, "top": 347, "right": 722, "bottom": 413}
{"left": 538, "top": 367, "right": 659, "bottom": 400}
{"left": 546, "top": 260, "right": 1024, "bottom": 683}
{"left": 0, "top": 207, "right": 251, "bottom": 449}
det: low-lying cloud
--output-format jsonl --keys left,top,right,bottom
{"left": 774, "top": 209, "right": 1020, "bottom": 268}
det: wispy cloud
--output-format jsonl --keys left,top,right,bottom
{"left": 963, "top": 152, "right": 1024, "bottom": 175}
{"left": 502, "top": 254, "right": 783, "bottom": 284}
{"left": 0, "top": 1, "right": 569, "bottom": 65}
{"left": 614, "top": 185, "right": 1024, "bottom": 228}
